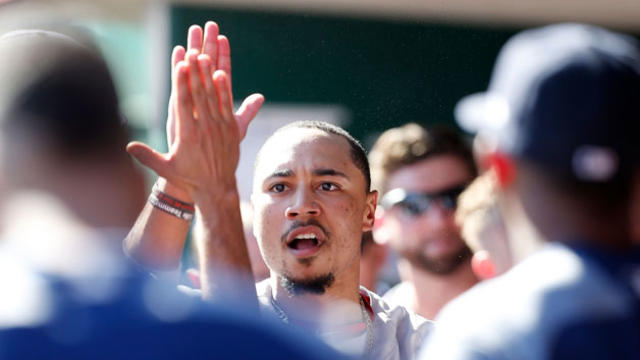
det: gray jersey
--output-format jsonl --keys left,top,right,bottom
{"left": 257, "top": 279, "right": 432, "bottom": 359}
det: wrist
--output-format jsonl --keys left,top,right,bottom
{"left": 194, "top": 188, "right": 240, "bottom": 212}
{"left": 149, "top": 183, "right": 195, "bottom": 221}
{"left": 155, "top": 177, "right": 194, "bottom": 203}
{"left": 192, "top": 177, "right": 239, "bottom": 207}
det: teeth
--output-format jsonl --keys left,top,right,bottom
{"left": 294, "top": 233, "right": 317, "bottom": 240}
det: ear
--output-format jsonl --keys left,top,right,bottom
{"left": 487, "top": 152, "right": 516, "bottom": 188}
{"left": 471, "top": 250, "right": 496, "bottom": 280}
{"left": 363, "top": 190, "right": 378, "bottom": 232}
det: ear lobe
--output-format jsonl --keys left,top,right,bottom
{"left": 471, "top": 250, "right": 496, "bottom": 280}
{"left": 362, "top": 204, "right": 376, "bottom": 231}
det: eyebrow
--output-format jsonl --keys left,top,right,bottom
{"left": 313, "top": 168, "right": 349, "bottom": 179}
{"left": 266, "top": 169, "right": 294, "bottom": 181}
{"left": 264, "top": 168, "right": 349, "bottom": 181}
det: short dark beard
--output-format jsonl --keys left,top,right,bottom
{"left": 280, "top": 273, "right": 335, "bottom": 296}
{"left": 405, "top": 245, "right": 473, "bottom": 275}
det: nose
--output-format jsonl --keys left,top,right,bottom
{"left": 285, "top": 187, "right": 320, "bottom": 220}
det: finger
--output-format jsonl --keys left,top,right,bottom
{"left": 213, "top": 70, "right": 235, "bottom": 126}
{"left": 171, "top": 46, "right": 186, "bottom": 74}
{"left": 126, "top": 141, "right": 170, "bottom": 177}
{"left": 235, "top": 93, "right": 265, "bottom": 140}
{"left": 202, "top": 21, "right": 219, "bottom": 67}
{"left": 175, "top": 62, "right": 195, "bottom": 141}
{"left": 166, "top": 94, "right": 177, "bottom": 146}
{"left": 187, "top": 25, "right": 203, "bottom": 53}
{"left": 168, "top": 46, "right": 186, "bottom": 146}
{"left": 198, "top": 54, "right": 222, "bottom": 120}
{"left": 217, "top": 35, "right": 232, "bottom": 86}
{"left": 187, "top": 51, "right": 212, "bottom": 121}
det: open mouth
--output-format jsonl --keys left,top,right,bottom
{"left": 288, "top": 233, "right": 320, "bottom": 250}
{"left": 285, "top": 227, "right": 326, "bottom": 258}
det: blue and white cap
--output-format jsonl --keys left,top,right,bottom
{"left": 456, "top": 23, "right": 640, "bottom": 183}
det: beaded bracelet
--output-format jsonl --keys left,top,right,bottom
{"left": 149, "top": 185, "right": 195, "bottom": 221}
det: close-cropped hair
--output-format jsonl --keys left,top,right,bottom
{"left": 369, "top": 123, "right": 477, "bottom": 194}
{"left": 257, "top": 121, "right": 371, "bottom": 192}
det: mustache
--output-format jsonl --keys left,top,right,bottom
{"left": 281, "top": 219, "right": 328, "bottom": 244}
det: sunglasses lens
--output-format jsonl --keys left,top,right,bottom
{"left": 384, "top": 185, "right": 468, "bottom": 218}
{"left": 399, "top": 199, "right": 429, "bottom": 217}
{"left": 394, "top": 186, "right": 466, "bottom": 217}
{"left": 440, "top": 186, "right": 466, "bottom": 210}
{"left": 440, "top": 194, "right": 457, "bottom": 210}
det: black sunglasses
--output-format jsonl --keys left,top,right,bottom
{"left": 381, "top": 184, "right": 468, "bottom": 217}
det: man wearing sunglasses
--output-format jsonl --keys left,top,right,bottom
{"left": 369, "top": 124, "right": 478, "bottom": 320}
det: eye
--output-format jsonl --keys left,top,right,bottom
{"left": 270, "top": 183, "right": 288, "bottom": 193}
{"left": 319, "top": 182, "right": 339, "bottom": 191}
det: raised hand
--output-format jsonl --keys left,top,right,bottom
{"left": 125, "top": 24, "right": 258, "bottom": 304}
{"left": 128, "top": 52, "right": 242, "bottom": 196}
{"left": 167, "top": 22, "right": 263, "bottom": 145}
{"left": 129, "top": 22, "right": 264, "bottom": 197}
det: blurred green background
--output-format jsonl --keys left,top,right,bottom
{"left": 170, "top": 5, "right": 519, "bottom": 147}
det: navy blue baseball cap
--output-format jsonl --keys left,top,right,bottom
{"left": 456, "top": 23, "right": 640, "bottom": 183}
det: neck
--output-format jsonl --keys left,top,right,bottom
{"left": 398, "top": 258, "right": 477, "bottom": 319}
{"left": 535, "top": 204, "right": 633, "bottom": 251}
{"left": 270, "top": 263, "right": 362, "bottom": 327}
{"left": 512, "top": 165, "right": 636, "bottom": 255}
{"left": 33, "top": 160, "right": 146, "bottom": 229}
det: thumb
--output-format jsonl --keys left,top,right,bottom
{"left": 235, "top": 93, "right": 265, "bottom": 139}
{"left": 126, "top": 141, "right": 170, "bottom": 178}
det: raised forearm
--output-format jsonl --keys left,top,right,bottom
{"left": 193, "top": 187, "right": 257, "bottom": 309}
{"left": 126, "top": 23, "right": 263, "bottom": 311}
{"left": 124, "top": 178, "right": 192, "bottom": 270}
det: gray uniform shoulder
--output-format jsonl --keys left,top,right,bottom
{"left": 361, "top": 286, "right": 433, "bottom": 360}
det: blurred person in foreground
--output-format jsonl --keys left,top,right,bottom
{"left": 125, "top": 22, "right": 431, "bottom": 358}
{"left": 455, "top": 170, "right": 512, "bottom": 280}
{"left": 0, "top": 27, "right": 340, "bottom": 360}
{"left": 369, "top": 124, "right": 478, "bottom": 319}
{"left": 420, "top": 23, "right": 640, "bottom": 359}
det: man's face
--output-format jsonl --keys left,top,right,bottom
{"left": 252, "top": 128, "right": 376, "bottom": 294}
{"left": 379, "top": 154, "right": 474, "bottom": 274}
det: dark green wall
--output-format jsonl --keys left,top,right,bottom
{"left": 170, "top": 5, "right": 520, "bottom": 146}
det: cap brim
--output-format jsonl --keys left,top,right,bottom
{"left": 454, "top": 92, "right": 510, "bottom": 135}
